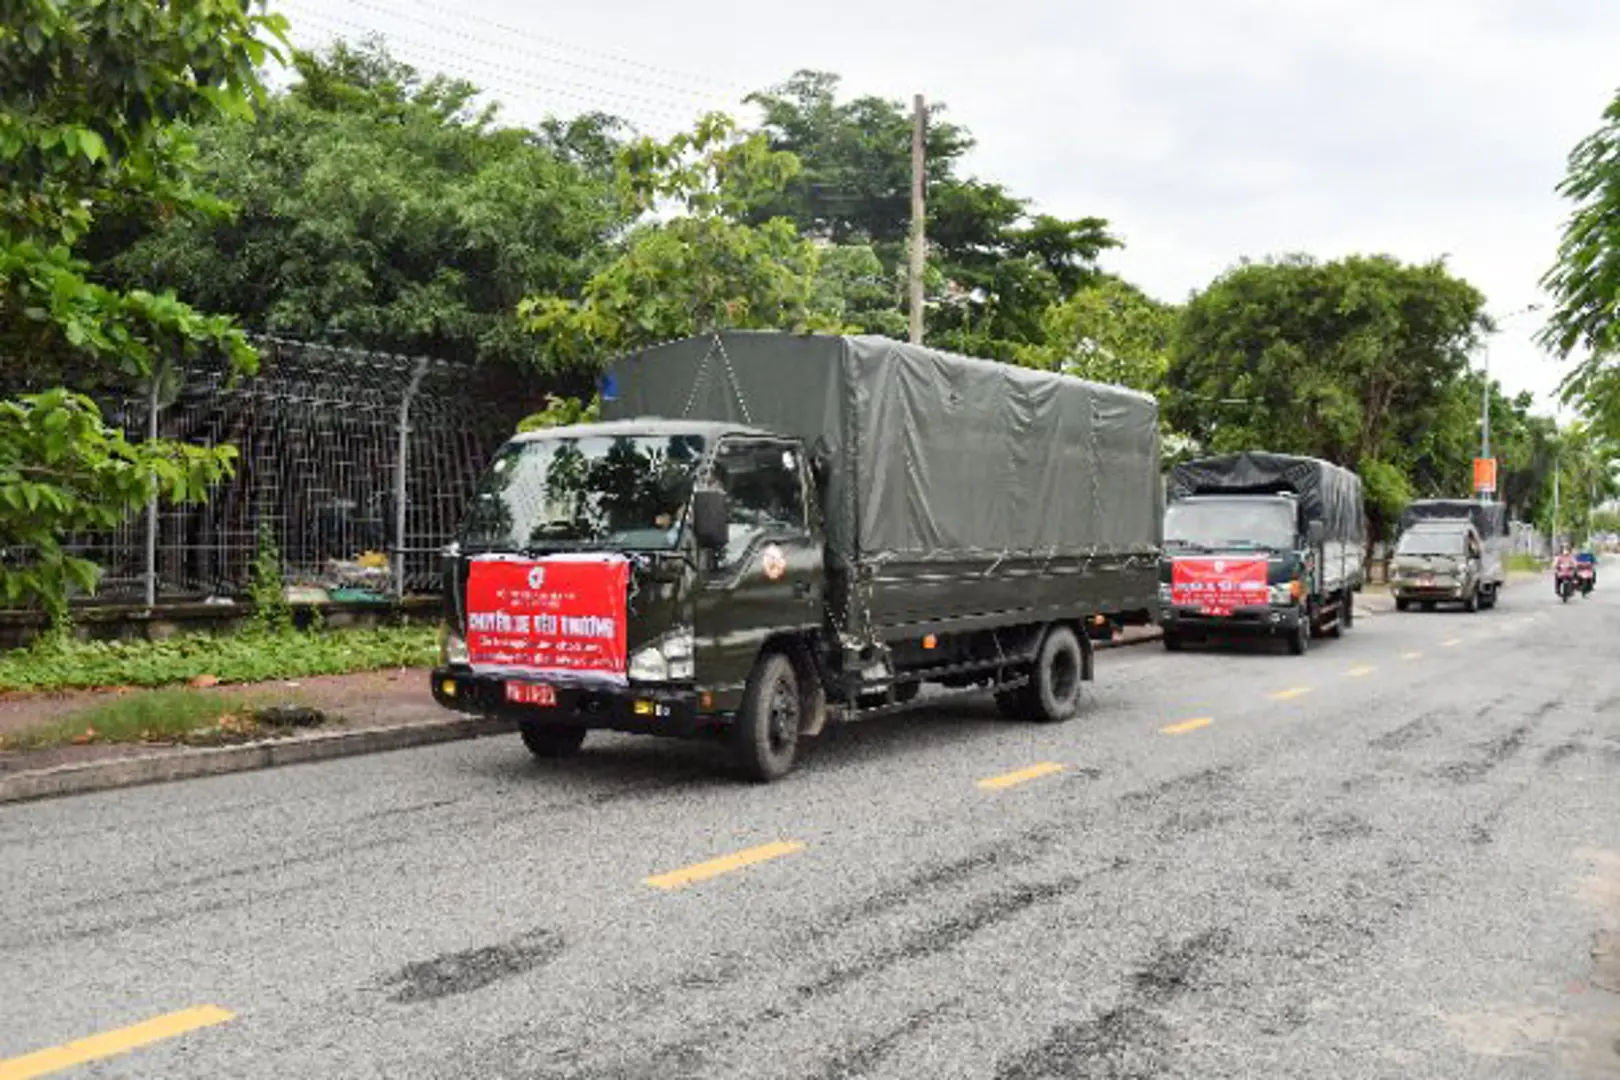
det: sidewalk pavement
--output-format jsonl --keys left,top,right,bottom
{"left": 0, "top": 669, "right": 512, "bottom": 805}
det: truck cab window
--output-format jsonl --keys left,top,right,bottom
{"left": 712, "top": 440, "right": 806, "bottom": 567}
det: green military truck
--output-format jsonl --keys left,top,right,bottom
{"left": 1159, "top": 452, "right": 1366, "bottom": 655}
{"left": 431, "top": 331, "right": 1161, "bottom": 781}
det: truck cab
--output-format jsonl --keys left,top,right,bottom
{"left": 1390, "top": 520, "right": 1485, "bottom": 612}
{"left": 431, "top": 419, "right": 827, "bottom": 770}
{"left": 1160, "top": 493, "right": 1324, "bottom": 654}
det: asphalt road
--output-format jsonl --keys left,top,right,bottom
{"left": 4, "top": 577, "right": 1620, "bottom": 1079}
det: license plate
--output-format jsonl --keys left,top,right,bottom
{"left": 504, "top": 681, "right": 557, "bottom": 707}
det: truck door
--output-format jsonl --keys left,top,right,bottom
{"left": 695, "top": 437, "right": 825, "bottom": 697}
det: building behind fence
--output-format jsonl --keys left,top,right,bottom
{"left": 65, "top": 337, "right": 547, "bottom": 606}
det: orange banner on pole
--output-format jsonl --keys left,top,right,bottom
{"left": 1473, "top": 457, "right": 1497, "bottom": 493}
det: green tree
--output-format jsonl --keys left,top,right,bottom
{"left": 1, "top": 0, "right": 280, "bottom": 618}
{"left": 518, "top": 112, "right": 843, "bottom": 373}
{"left": 1409, "top": 375, "right": 1558, "bottom": 522}
{"left": 809, "top": 242, "right": 911, "bottom": 339}
{"left": 745, "top": 71, "right": 1119, "bottom": 357}
{"left": 1540, "top": 85, "right": 1620, "bottom": 435}
{"left": 89, "top": 38, "right": 628, "bottom": 368}
{"left": 744, "top": 70, "right": 974, "bottom": 246}
{"left": 1166, "top": 254, "right": 1490, "bottom": 540}
{"left": 1015, "top": 276, "right": 1176, "bottom": 393}
{"left": 1543, "top": 423, "right": 1619, "bottom": 542}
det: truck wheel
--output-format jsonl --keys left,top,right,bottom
{"left": 1395, "top": 598, "right": 1410, "bottom": 612}
{"left": 518, "top": 721, "right": 587, "bottom": 759}
{"left": 1341, "top": 593, "right": 1355, "bottom": 629}
{"left": 731, "top": 651, "right": 801, "bottom": 782}
{"left": 1027, "top": 625, "right": 1083, "bottom": 723}
{"left": 1287, "top": 617, "right": 1309, "bottom": 656}
{"left": 1162, "top": 630, "right": 1184, "bottom": 652}
{"left": 1463, "top": 587, "right": 1479, "bottom": 613}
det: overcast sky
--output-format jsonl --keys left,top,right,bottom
{"left": 277, "top": 0, "right": 1620, "bottom": 411}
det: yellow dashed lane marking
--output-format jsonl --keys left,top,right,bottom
{"left": 0, "top": 1006, "right": 234, "bottom": 1080}
{"left": 1440, "top": 638, "right": 1462, "bottom": 648}
{"left": 1401, "top": 651, "right": 1423, "bottom": 661}
{"left": 1347, "top": 665, "right": 1376, "bottom": 677}
{"left": 1160, "top": 717, "right": 1214, "bottom": 736}
{"left": 644, "top": 841, "right": 803, "bottom": 890}
{"left": 977, "top": 762, "right": 1066, "bottom": 790}
{"left": 1269, "top": 687, "right": 1313, "bottom": 701}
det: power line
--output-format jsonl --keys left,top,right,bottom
{"left": 328, "top": 0, "right": 739, "bottom": 106}
{"left": 388, "top": 0, "right": 748, "bottom": 94}
{"left": 281, "top": 3, "right": 714, "bottom": 127}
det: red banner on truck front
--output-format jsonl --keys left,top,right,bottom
{"left": 465, "top": 554, "right": 629, "bottom": 682}
{"left": 1169, "top": 557, "right": 1269, "bottom": 616}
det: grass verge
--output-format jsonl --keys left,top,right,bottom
{"left": 0, "top": 688, "right": 330, "bottom": 751}
{"left": 0, "top": 625, "right": 437, "bottom": 694}
{"left": 1507, "top": 554, "right": 1545, "bottom": 574}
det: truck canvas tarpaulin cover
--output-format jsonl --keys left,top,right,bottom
{"left": 1399, "top": 499, "right": 1508, "bottom": 538}
{"left": 1167, "top": 452, "right": 1365, "bottom": 543}
{"left": 599, "top": 331, "right": 1162, "bottom": 640}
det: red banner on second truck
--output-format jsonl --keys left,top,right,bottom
{"left": 1169, "top": 558, "right": 1269, "bottom": 616}
{"left": 465, "top": 556, "right": 629, "bottom": 681}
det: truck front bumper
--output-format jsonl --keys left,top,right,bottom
{"left": 1158, "top": 604, "right": 1304, "bottom": 637}
{"left": 430, "top": 668, "right": 710, "bottom": 738}
{"left": 1391, "top": 583, "right": 1466, "bottom": 602}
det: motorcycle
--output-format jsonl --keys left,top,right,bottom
{"left": 1577, "top": 561, "right": 1596, "bottom": 597}
{"left": 1556, "top": 565, "right": 1577, "bottom": 603}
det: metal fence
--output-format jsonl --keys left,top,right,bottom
{"left": 61, "top": 337, "right": 548, "bottom": 606}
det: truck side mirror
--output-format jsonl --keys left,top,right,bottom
{"left": 691, "top": 488, "right": 728, "bottom": 551}
{"left": 1307, "top": 520, "right": 1325, "bottom": 547}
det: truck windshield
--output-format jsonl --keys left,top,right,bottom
{"left": 1164, "top": 498, "right": 1295, "bottom": 551}
{"left": 460, "top": 434, "right": 706, "bottom": 552}
{"left": 1396, "top": 529, "right": 1466, "bottom": 556}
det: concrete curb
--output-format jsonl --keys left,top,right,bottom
{"left": 0, "top": 715, "right": 516, "bottom": 806}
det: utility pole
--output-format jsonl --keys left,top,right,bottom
{"left": 1479, "top": 343, "right": 1491, "bottom": 503}
{"left": 908, "top": 94, "right": 926, "bottom": 346}
{"left": 1479, "top": 303, "right": 1540, "bottom": 503}
{"left": 1552, "top": 460, "right": 1561, "bottom": 549}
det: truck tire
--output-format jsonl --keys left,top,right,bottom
{"left": 1395, "top": 598, "right": 1410, "bottom": 612}
{"left": 731, "top": 651, "right": 801, "bottom": 782}
{"left": 1341, "top": 593, "right": 1355, "bottom": 629}
{"left": 1162, "top": 630, "right": 1184, "bottom": 652}
{"left": 1027, "top": 625, "right": 1084, "bottom": 723}
{"left": 1287, "top": 617, "right": 1309, "bottom": 656}
{"left": 518, "top": 721, "right": 588, "bottom": 759}
{"left": 1463, "top": 587, "right": 1479, "bottom": 613}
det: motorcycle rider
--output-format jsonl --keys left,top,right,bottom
{"left": 1554, "top": 544, "right": 1577, "bottom": 595}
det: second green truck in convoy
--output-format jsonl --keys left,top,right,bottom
{"left": 431, "top": 332, "right": 1161, "bottom": 780}
{"left": 1158, "top": 452, "right": 1366, "bottom": 655}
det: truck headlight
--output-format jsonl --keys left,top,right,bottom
{"left": 629, "top": 628, "right": 694, "bottom": 682}
{"left": 1268, "top": 580, "right": 1302, "bottom": 605}
{"left": 440, "top": 624, "right": 469, "bottom": 666}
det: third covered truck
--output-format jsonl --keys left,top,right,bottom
{"left": 1158, "top": 452, "right": 1366, "bottom": 655}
